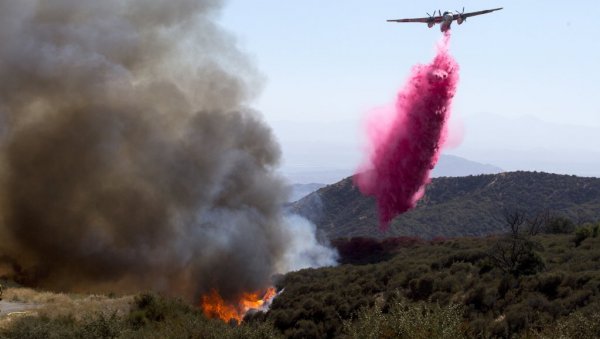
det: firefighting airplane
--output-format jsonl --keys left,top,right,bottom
{"left": 387, "top": 7, "right": 503, "bottom": 32}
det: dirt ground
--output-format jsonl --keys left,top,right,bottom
{"left": 0, "top": 297, "right": 43, "bottom": 329}
{"left": 0, "top": 300, "right": 42, "bottom": 318}
{"left": 0, "top": 300, "right": 40, "bottom": 317}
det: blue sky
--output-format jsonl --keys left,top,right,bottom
{"left": 218, "top": 1, "right": 600, "bottom": 181}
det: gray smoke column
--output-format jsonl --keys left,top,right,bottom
{"left": 0, "top": 0, "right": 327, "bottom": 303}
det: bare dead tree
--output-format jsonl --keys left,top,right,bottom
{"left": 499, "top": 208, "right": 550, "bottom": 237}
{"left": 525, "top": 209, "right": 550, "bottom": 236}
{"left": 488, "top": 209, "right": 545, "bottom": 276}
{"left": 500, "top": 208, "right": 526, "bottom": 238}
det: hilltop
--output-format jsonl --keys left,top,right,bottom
{"left": 289, "top": 171, "right": 600, "bottom": 239}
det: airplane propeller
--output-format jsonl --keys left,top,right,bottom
{"left": 426, "top": 10, "right": 443, "bottom": 18}
{"left": 455, "top": 7, "right": 466, "bottom": 22}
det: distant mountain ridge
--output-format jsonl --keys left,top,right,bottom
{"left": 454, "top": 114, "right": 600, "bottom": 177}
{"left": 284, "top": 154, "right": 502, "bottom": 184}
{"left": 431, "top": 154, "right": 501, "bottom": 177}
{"left": 290, "top": 171, "right": 600, "bottom": 239}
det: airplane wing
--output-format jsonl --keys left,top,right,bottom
{"left": 387, "top": 16, "right": 442, "bottom": 24}
{"left": 453, "top": 7, "right": 503, "bottom": 20}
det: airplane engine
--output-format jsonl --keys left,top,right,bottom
{"left": 427, "top": 22, "right": 434, "bottom": 28}
{"left": 457, "top": 17, "right": 464, "bottom": 25}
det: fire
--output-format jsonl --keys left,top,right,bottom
{"left": 201, "top": 287, "right": 277, "bottom": 323}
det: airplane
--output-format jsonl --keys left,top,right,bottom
{"left": 387, "top": 7, "right": 503, "bottom": 32}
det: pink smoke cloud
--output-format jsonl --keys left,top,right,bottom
{"left": 355, "top": 32, "right": 460, "bottom": 230}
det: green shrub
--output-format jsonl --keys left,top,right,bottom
{"left": 538, "top": 311, "right": 600, "bottom": 338}
{"left": 544, "top": 217, "right": 575, "bottom": 234}
{"left": 127, "top": 292, "right": 193, "bottom": 328}
{"left": 342, "top": 304, "right": 385, "bottom": 339}
{"left": 286, "top": 319, "right": 322, "bottom": 339}
{"left": 1, "top": 315, "right": 79, "bottom": 339}
{"left": 574, "top": 227, "right": 592, "bottom": 247}
{"left": 407, "top": 275, "right": 434, "bottom": 300}
{"left": 464, "top": 286, "right": 496, "bottom": 312}
{"left": 342, "top": 299, "right": 465, "bottom": 339}
{"left": 387, "top": 299, "right": 465, "bottom": 339}
{"left": 535, "top": 272, "right": 565, "bottom": 299}
{"left": 505, "top": 304, "right": 531, "bottom": 333}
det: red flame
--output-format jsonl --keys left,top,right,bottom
{"left": 201, "top": 287, "right": 277, "bottom": 323}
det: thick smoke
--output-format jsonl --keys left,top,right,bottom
{"left": 0, "top": 0, "right": 334, "bottom": 303}
{"left": 356, "top": 32, "right": 459, "bottom": 230}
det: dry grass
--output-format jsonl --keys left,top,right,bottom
{"left": 37, "top": 293, "right": 133, "bottom": 319}
{"left": 0, "top": 312, "right": 34, "bottom": 330}
{"left": 3, "top": 287, "right": 73, "bottom": 304}
{"left": 0, "top": 287, "right": 133, "bottom": 327}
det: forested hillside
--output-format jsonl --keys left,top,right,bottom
{"left": 290, "top": 171, "right": 600, "bottom": 239}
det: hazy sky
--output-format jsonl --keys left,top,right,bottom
{"left": 219, "top": 1, "right": 600, "bottom": 180}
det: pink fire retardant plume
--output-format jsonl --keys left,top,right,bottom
{"left": 355, "top": 32, "right": 460, "bottom": 230}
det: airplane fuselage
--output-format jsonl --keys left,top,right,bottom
{"left": 440, "top": 12, "right": 454, "bottom": 32}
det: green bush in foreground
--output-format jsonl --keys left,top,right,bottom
{"left": 536, "top": 311, "right": 600, "bottom": 339}
{"left": 342, "top": 298, "right": 465, "bottom": 339}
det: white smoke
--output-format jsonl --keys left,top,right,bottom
{"left": 278, "top": 214, "right": 338, "bottom": 273}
